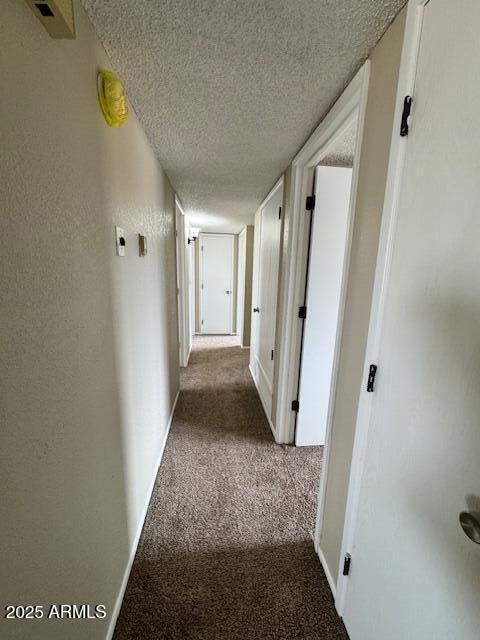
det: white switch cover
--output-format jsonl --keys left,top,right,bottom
{"left": 115, "top": 226, "right": 125, "bottom": 257}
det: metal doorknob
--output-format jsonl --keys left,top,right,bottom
{"left": 225, "top": 290, "right": 231, "bottom": 294}
{"left": 459, "top": 511, "right": 480, "bottom": 544}
{"left": 253, "top": 307, "right": 260, "bottom": 313}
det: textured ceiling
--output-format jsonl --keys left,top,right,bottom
{"left": 320, "top": 119, "right": 357, "bottom": 168}
{"left": 82, "top": 0, "right": 406, "bottom": 232}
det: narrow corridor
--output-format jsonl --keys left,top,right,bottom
{"left": 114, "top": 336, "right": 347, "bottom": 639}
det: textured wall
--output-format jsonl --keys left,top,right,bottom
{"left": 0, "top": 1, "right": 179, "bottom": 638}
{"left": 319, "top": 7, "right": 407, "bottom": 585}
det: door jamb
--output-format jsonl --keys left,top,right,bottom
{"left": 198, "top": 233, "right": 235, "bottom": 335}
{"left": 237, "top": 227, "right": 247, "bottom": 345}
{"left": 274, "top": 63, "right": 370, "bottom": 448}
{"left": 335, "top": 0, "right": 427, "bottom": 617}
{"left": 175, "top": 197, "right": 191, "bottom": 367}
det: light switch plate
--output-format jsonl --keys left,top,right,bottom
{"left": 115, "top": 226, "right": 125, "bottom": 256}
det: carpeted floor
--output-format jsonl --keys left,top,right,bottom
{"left": 113, "top": 336, "right": 348, "bottom": 639}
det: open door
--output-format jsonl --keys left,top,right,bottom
{"left": 295, "top": 166, "right": 353, "bottom": 446}
{"left": 342, "top": 1, "right": 480, "bottom": 637}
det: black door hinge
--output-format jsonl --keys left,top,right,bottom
{"left": 291, "top": 399, "right": 299, "bottom": 412}
{"left": 298, "top": 306, "right": 307, "bottom": 319}
{"left": 343, "top": 553, "right": 352, "bottom": 576}
{"left": 271, "top": 349, "right": 274, "bottom": 360}
{"left": 278, "top": 206, "right": 282, "bottom": 219}
{"left": 400, "top": 95, "right": 413, "bottom": 137}
{"left": 367, "top": 364, "right": 377, "bottom": 392}
{"left": 306, "top": 195, "right": 315, "bottom": 211}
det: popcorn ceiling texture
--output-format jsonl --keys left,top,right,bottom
{"left": 82, "top": 0, "right": 406, "bottom": 231}
{"left": 320, "top": 119, "right": 357, "bottom": 168}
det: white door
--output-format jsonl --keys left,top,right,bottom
{"left": 296, "top": 166, "right": 353, "bottom": 446}
{"left": 237, "top": 228, "right": 247, "bottom": 343}
{"left": 175, "top": 207, "right": 185, "bottom": 365}
{"left": 343, "top": 2, "right": 480, "bottom": 638}
{"left": 189, "top": 240, "right": 195, "bottom": 340}
{"left": 250, "top": 182, "right": 283, "bottom": 418}
{"left": 200, "top": 233, "right": 234, "bottom": 334}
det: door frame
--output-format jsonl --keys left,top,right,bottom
{"left": 271, "top": 62, "right": 370, "bottom": 595}
{"left": 175, "top": 196, "right": 191, "bottom": 367}
{"left": 188, "top": 236, "right": 196, "bottom": 343}
{"left": 198, "top": 232, "right": 235, "bottom": 335}
{"left": 274, "top": 63, "right": 370, "bottom": 448}
{"left": 336, "top": 0, "right": 427, "bottom": 616}
{"left": 237, "top": 227, "right": 247, "bottom": 345}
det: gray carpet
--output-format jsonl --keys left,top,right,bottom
{"left": 113, "top": 336, "right": 348, "bottom": 639}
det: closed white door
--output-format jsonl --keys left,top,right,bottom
{"left": 200, "top": 234, "right": 234, "bottom": 334}
{"left": 296, "top": 166, "right": 353, "bottom": 446}
{"left": 250, "top": 182, "right": 283, "bottom": 417}
{"left": 343, "top": 2, "right": 480, "bottom": 638}
{"left": 189, "top": 240, "right": 195, "bottom": 340}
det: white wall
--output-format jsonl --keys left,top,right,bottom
{"left": 0, "top": 1, "right": 179, "bottom": 638}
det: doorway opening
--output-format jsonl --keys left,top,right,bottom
{"left": 270, "top": 64, "right": 370, "bottom": 597}
{"left": 295, "top": 118, "right": 358, "bottom": 447}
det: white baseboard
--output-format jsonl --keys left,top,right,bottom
{"left": 248, "top": 363, "right": 277, "bottom": 441}
{"left": 317, "top": 546, "right": 337, "bottom": 599}
{"left": 105, "top": 390, "right": 180, "bottom": 640}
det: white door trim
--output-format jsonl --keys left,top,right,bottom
{"left": 198, "top": 233, "right": 235, "bottom": 334}
{"left": 275, "top": 63, "right": 370, "bottom": 448}
{"left": 335, "top": 0, "right": 427, "bottom": 617}
{"left": 237, "top": 228, "right": 247, "bottom": 344}
{"left": 257, "top": 175, "right": 284, "bottom": 214}
{"left": 175, "top": 196, "right": 191, "bottom": 367}
{"left": 188, "top": 239, "right": 195, "bottom": 353}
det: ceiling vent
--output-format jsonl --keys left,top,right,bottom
{"left": 25, "top": 0, "right": 76, "bottom": 39}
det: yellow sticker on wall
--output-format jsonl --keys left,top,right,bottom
{"left": 97, "top": 70, "right": 129, "bottom": 128}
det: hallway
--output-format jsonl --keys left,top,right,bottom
{"left": 114, "top": 336, "right": 347, "bottom": 639}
